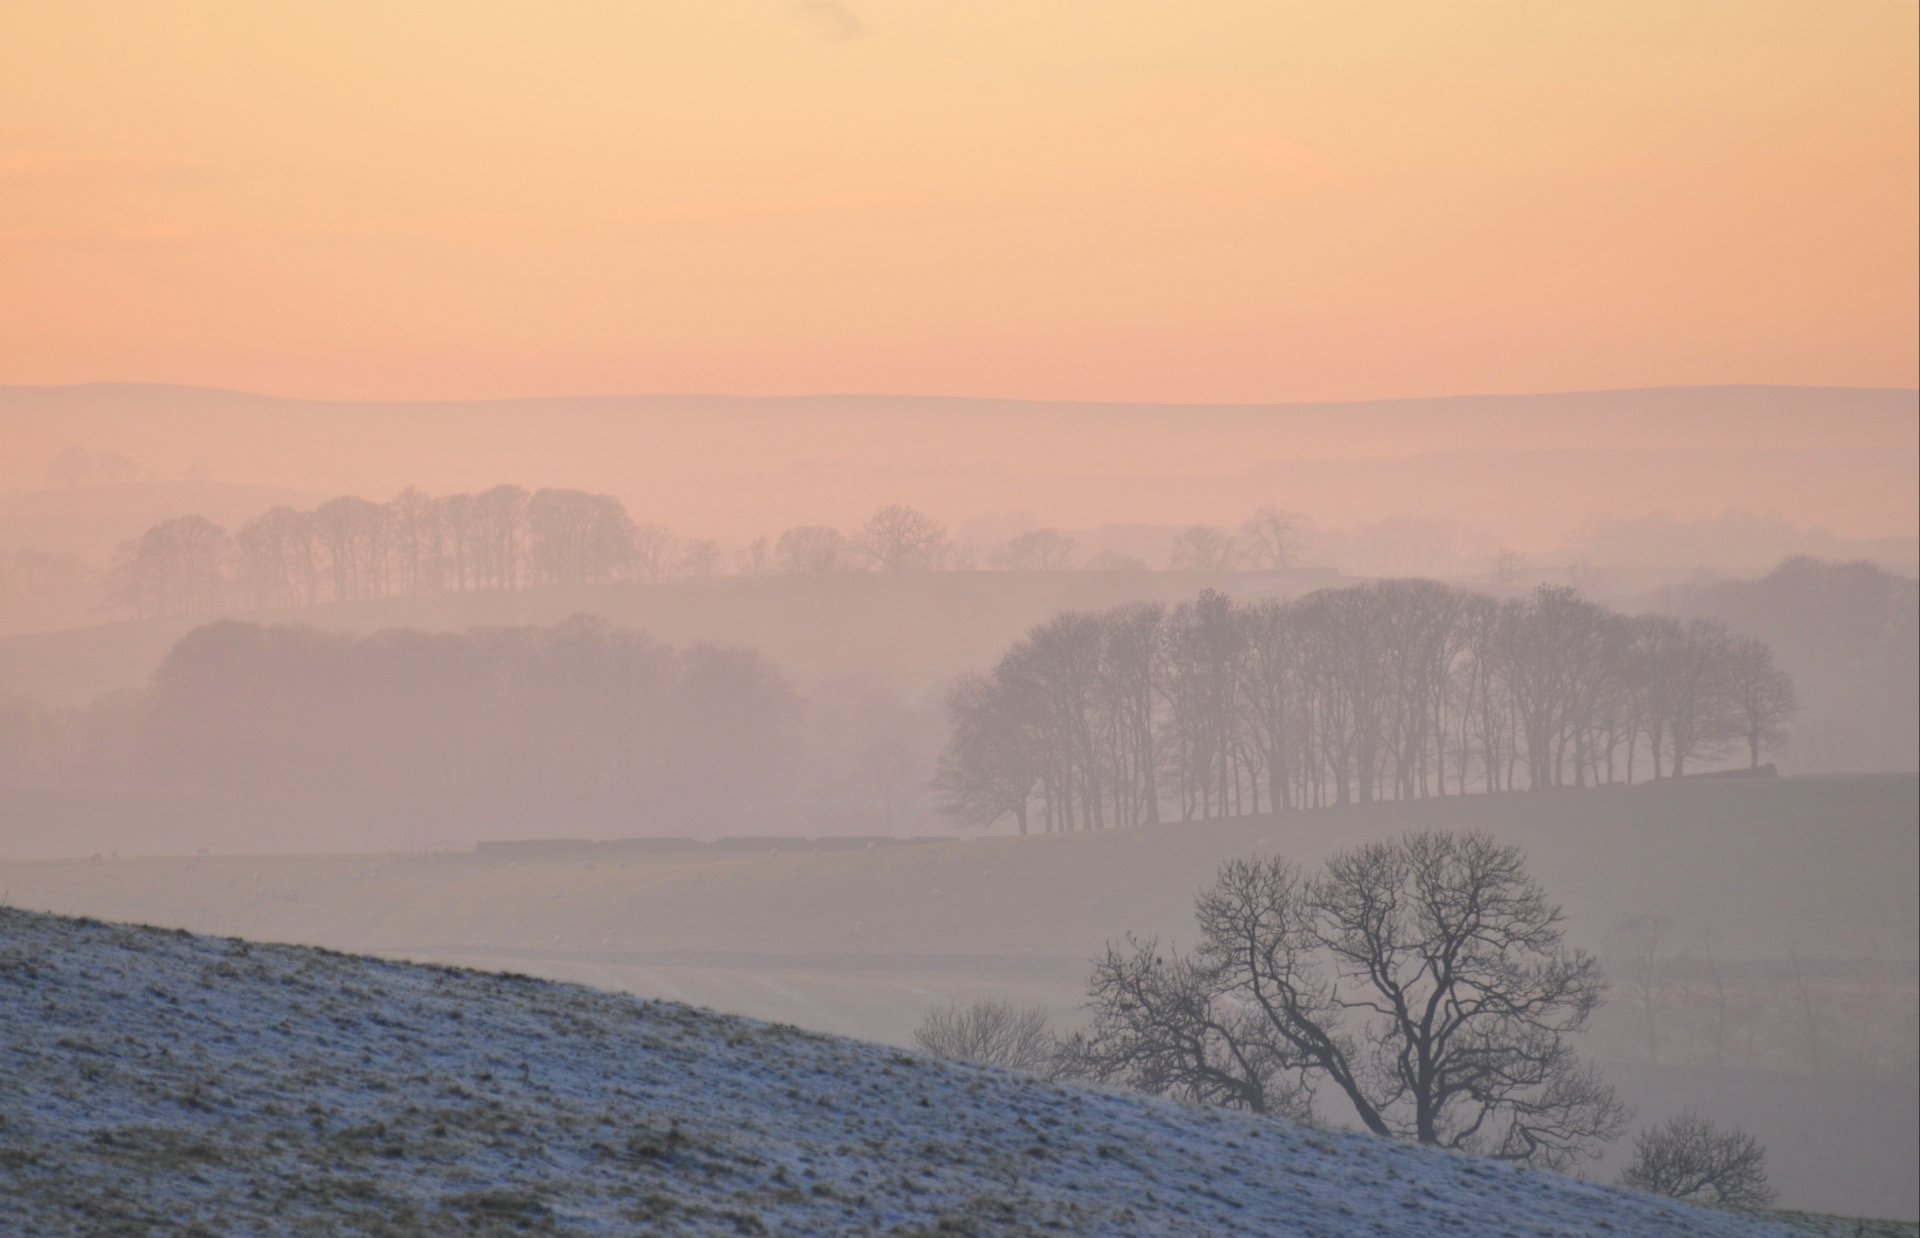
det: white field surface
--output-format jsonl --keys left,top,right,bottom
{"left": 0, "top": 909, "right": 1796, "bottom": 1238}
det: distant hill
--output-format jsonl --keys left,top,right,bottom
{"left": 3, "top": 382, "right": 1912, "bottom": 553}
{"left": 0, "top": 566, "right": 1314, "bottom": 706}
{"left": 0, "top": 907, "right": 1798, "bottom": 1236}
{"left": 0, "top": 478, "right": 319, "bottom": 565}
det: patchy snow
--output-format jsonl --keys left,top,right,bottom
{"left": 1, "top": 909, "right": 1792, "bottom": 1236}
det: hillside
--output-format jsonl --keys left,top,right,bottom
{"left": 5, "top": 385, "right": 1913, "bottom": 549}
{"left": 7, "top": 774, "right": 1914, "bottom": 1219}
{"left": 0, "top": 908, "right": 1797, "bottom": 1237}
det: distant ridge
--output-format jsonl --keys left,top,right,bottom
{"left": 4, "top": 379, "right": 1915, "bottom": 408}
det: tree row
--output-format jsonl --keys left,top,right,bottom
{"left": 935, "top": 583, "right": 1797, "bottom": 832}
{"left": 104, "top": 490, "right": 1309, "bottom": 620}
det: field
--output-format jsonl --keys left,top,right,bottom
{"left": 0, "top": 907, "right": 1836, "bottom": 1236}
{"left": 4, "top": 773, "right": 1915, "bottom": 1218}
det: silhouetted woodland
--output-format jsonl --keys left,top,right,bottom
{"left": 103, "top": 488, "right": 1305, "bottom": 621}
{"left": 4, "top": 616, "right": 801, "bottom": 830}
{"left": 106, "top": 489, "right": 978, "bottom": 619}
{"left": 936, "top": 583, "right": 1797, "bottom": 832}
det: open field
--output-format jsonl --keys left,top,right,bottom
{"left": 6, "top": 774, "right": 1910, "bottom": 973}
{"left": 4, "top": 773, "right": 1915, "bottom": 1217}
{"left": 0, "top": 907, "right": 1840, "bottom": 1236}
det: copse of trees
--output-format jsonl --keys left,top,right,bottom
{"left": 109, "top": 614, "right": 799, "bottom": 827}
{"left": 935, "top": 583, "right": 1797, "bottom": 833}
{"left": 104, "top": 492, "right": 1332, "bottom": 624}
{"left": 104, "top": 490, "right": 975, "bottom": 619}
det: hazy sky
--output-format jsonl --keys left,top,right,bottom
{"left": 2, "top": 1, "right": 1914, "bottom": 402}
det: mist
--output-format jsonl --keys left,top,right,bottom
{"left": 3, "top": 1, "right": 1916, "bottom": 1231}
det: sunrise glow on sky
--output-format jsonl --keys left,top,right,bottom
{"left": 2, "top": 1, "right": 1915, "bottom": 402}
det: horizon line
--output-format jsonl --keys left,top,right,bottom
{"left": 3, "top": 379, "right": 1917, "bottom": 410}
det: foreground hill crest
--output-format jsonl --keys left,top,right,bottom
{"left": 0, "top": 909, "right": 1793, "bottom": 1236}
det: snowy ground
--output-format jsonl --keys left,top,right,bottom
{"left": 1, "top": 908, "right": 1798, "bottom": 1236}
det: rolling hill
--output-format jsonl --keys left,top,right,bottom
{"left": 0, "top": 907, "right": 1806, "bottom": 1236}
{"left": 6, "top": 773, "right": 1914, "bottom": 1219}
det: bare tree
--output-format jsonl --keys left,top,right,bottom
{"left": 857, "top": 504, "right": 949, "bottom": 572}
{"left": 234, "top": 506, "right": 312, "bottom": 609}
{"left": 1068, "top": 937, "right": 1313, "bottom": 1119}
{"left": 932, "top": 671, "right": 1040, "bottom": 833}
{"left": 914, "top": 999, "right": 1062, "bottom": 1076}
{"left": 384, "top": 485, "right": 436, "bottom": 596}
{"left": 1724, "top": 634, "right": 1796, "bottom": 769}
{"left": 1618, "top": 1113, "right": 1775, "bottom": 1207}
{"left": 1608, "top": 915, "right": 1673, "bottom": 1065}
{"left": 1240, "top": 506, "right": 1307, "bottom": 571}
{"left": 774, "top": 525, "right": 853, "bottom": 574}
{"left": 1168, "top": 525, "right": 1239, "bottom": 572}
{"left": 736, "top": 534, "right": 772, "bottom": 575}
{"left": 107, "top": 515, "right": 230, "bottom": 619}
{"left": 676, "top": 538, "right": 722, "bottom": 579}
{"left": 990, "top": 528, "right": 1077, "bottom": 571}
{"left": 1659, "top": 618, "right": 1740, "bottom": 776}
{"left": 1082, "top": 834, "right": 1628, "bottom": 1170}
{"left": 629, "top": 523, "right": 680, "bottom": 582}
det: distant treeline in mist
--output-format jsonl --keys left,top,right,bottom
{"left": 103, "top": 487, "right": 1312, "bottom": 619}
{"left": 937, "top": 583, "right": 1798, "bottom": 832}
{"left": 3, "top": 616, "right": 803, "bottom": 830}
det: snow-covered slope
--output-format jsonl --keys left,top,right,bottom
{"left": 1, "top": 909, "right": 1788, "bottom": 1236}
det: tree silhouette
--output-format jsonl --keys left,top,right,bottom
{"left": 1080, "top": 834, "right": 1628, "bottom": 1171}
{"left": 857, "top": 504, "right": 949, "bottom": 572}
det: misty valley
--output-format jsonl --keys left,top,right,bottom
{"left": 3, "top": 2, "right": 1917, "bottom": 1232}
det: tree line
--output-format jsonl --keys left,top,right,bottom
{"left": 104, "top": 489, "right": 1314, "bottom": 620}
{"left": 14, "top": 615, "right": 799, "bottom": 830}
{"left": 935, "top": 583, "right": 1797, "bottom": 832}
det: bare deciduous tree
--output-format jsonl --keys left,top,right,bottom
{"left": 1240, "top": 506, "right": 1307, "bottom": 571}
{"left": 1618, "top": 1113, "right": 1775, "bottom": 1207}
{"left": 857, "top": 504, "right": 949, "bottom": 572}
{"left": 1080, "top": 833, "right": 1628, "bottom": 1171}
{"left": 774, "top": 525, "right": 852, "bottom": 574}
{"left": 1066, "top": 937, "right": 1313, "bottom": 1119}
{"left": 1724, "top": 634, "right": 1797, "bottom": 769}
{"left": 629, "top": 522, "right": 680, "bottom": 582}
{"left": 108, "top": 515, "right": 230, "bottom": 619}
{"left": 932, "top": 671, "right": 1041, "bottom": 833}
{"left": 914, "top": 999, "right": 1062, "bottom": 1077}
{"left": 1168, "top": 525, "right": 1239, "bottom": 573}
{"left": 1608, "top": 914, "right": 1672, "bottom": 1065}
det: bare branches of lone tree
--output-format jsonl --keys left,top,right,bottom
{"left": 1239, "top": 506, "right": 1308, "bottom": 571}
{"left": 1063, "top": 936, "right": 1315, "bottom": 1121}
{"left": 857, "top": 504, "right": 950, "bottom": 572}
{"left": 1072, "top": 832, "right": 1629, "bottom": 1172}
{"left": 913, "top": 1000, "right": 1063, "bottom": 1078}
{"left": 1618, "top": 1114, "right": 1775, "bottom": 1207}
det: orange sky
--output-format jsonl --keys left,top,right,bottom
{"left": 1, "top": 1, "right": 1914, "bottom": 402}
